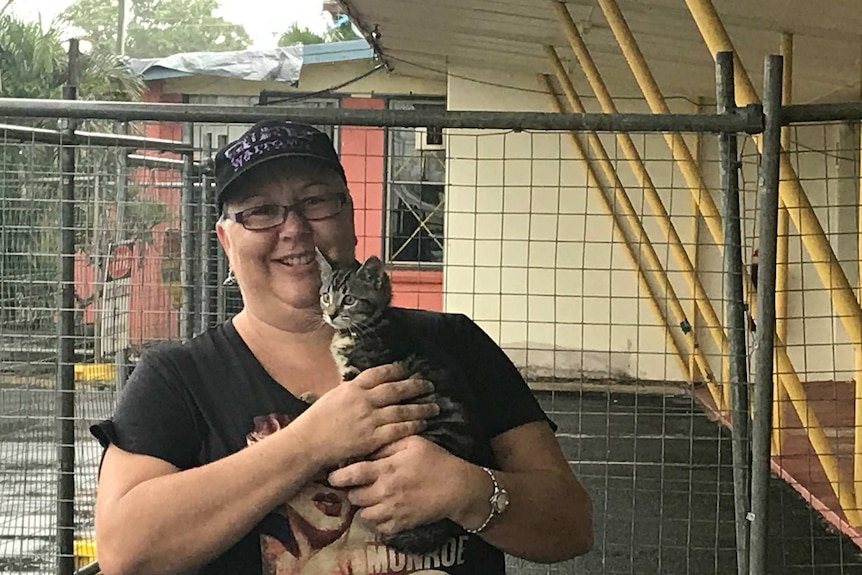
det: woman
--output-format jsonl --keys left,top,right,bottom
{"left": 91, "top": 120, "right": 593, "bottom": 575}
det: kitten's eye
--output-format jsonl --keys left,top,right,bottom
{"left": 343, "top": 295, "right": 357, "bottom": 306}
{"left": 321, "top": 293, "right": 331, "bottom": 304}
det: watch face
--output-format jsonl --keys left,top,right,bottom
{"left": 492, "top": 491, "right": 510, "bottom": 513}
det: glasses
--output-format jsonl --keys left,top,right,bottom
{"left": 227, "top": 192, "right": 348, "bottom": 230}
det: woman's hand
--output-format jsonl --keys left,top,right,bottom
{"left": 326, "top": 435, "right": 468, "bottom": 537}
{"left": 288, "top": 364, "right": 439, "bottom": 469}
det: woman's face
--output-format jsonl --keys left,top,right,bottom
{"left": 216, "top": 162, "right": 357, "bottom": 320}
{"left": 287, "top": 477, "right": 355, "bottom": 539}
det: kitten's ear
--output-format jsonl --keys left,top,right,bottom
{"left": 357, "top": 255, "right": 386, "bottom": 287}
{"left": 315, "top": 248, "right": 333, "bottom": 288}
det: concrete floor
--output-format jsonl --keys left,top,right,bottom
{"left": 3, "top": 385, "right": 862, "bottom": 574}
{"left": 505, "top": 389, "right": 862, "bottom": 574}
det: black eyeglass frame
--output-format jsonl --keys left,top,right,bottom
{"left": 225, "top": 192, "right": 350, "bottom": 230}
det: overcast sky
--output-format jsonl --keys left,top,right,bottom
{"left": 8, "top": 0, "right": 330, "bottom": 49}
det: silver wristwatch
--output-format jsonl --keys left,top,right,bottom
{"left": 465, "top": 466, "right": 509, "bottom": 534}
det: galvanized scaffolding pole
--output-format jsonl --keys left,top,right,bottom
{"left": 750, "top": 54, "right": 784, "bottom": 575}
{"left": 215, "top": 134, "right": 229, "bottom": 323}
{"left": 180, "top": 123, "right": 197, "bottom": 340}
{"left": 686, "top": 0, "right": 862, "bottom": 524}
{"left": 56, "top": 39, "right": 80, "bottom": 575}
{"left": 200, "top": 134, "right": 215, "bottom": 333}
{"left": 717, "top": 51, "right": 750, "bottom": 575}
{"left": 0, "top": 97, "right": 762, "bottom": 133}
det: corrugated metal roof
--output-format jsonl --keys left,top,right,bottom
{"left": 341, "top": 0, "right": 862, "bottom": 103}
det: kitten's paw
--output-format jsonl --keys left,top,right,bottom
{"left": 340, "top": 367, "right": 361, "bottom": 381}
{"left": 299, "top": 391, "right": 319, "bottom": 404}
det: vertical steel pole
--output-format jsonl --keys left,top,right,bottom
{"left": 199, "top": 134, "right": 214, "bottom": 332}
{"left": 749, "top": 54, "right": 784, "bottom": 575}
{"left": 113, "top": 121, "right": 130, "bottom": 392}
{"left": 57, "top": 38, "right": 79, "bottom": 575}
{"left": 215, "top": 134, "right": 228, "bottom": 323}
{"left": 180, "top": 123, "right": 196, "bottom": 339}
{"left": 116, "top": 0, "right": 128, "bottom": 56}
{"left": 717, "top": 50, "right": 750, "bottom": 575}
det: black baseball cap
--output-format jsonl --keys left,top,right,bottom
{"left": 213, "top": 120, "right": 347, "bottom": 210}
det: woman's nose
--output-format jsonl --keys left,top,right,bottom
{"left": 277, "top": 209, "right": 312, "bottom": 238}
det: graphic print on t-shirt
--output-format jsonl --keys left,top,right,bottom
{"left": 247, "top": 413, "right": 470, "bottom": 575}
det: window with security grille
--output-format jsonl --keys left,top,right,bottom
{"left": 385, "top": 100, "right": 446, "bottom": 265}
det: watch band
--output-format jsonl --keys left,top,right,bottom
{"left": 465, "top": 466, "right": 505, "bottom": 534}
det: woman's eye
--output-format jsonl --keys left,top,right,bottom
{"left": 343, "top": 295, "right": 357, "bottom": 306}
{"left": 248, "top": 205, "right": 280, "bottom": 217}
{"left": 303, "top": 195, "right": 326, "bottom": 206}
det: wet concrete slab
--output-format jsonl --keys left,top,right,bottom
{"left": 506, "top": 389, "right": 862, "bottom": 575}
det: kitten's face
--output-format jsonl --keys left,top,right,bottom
{"left": 319, "top": 254, "right": 391, "bottom": 330}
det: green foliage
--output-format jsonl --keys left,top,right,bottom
{"left": 0, "top": 14, "right": 66, "bottom": 98}
{"left": 278, "top": 19, "right": 360, "bottom": 47}
{"left": 61, "top": 0, "right": 251, "bottom": 58}
{"left": 0, "top": 12, "right": 162, "bottom": 329}
{"left": 278, "top": 23, "right": 326, "bottom": 46}
{"left": 326, "top": 19, "right": 361, "bottom": 43}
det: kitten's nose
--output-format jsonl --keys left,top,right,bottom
{"left": 324, "top": 304, "right": 338, "bottom": 318}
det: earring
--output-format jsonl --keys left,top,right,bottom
{"left": 223, "top": 269, "right": 237, "bottom": 286}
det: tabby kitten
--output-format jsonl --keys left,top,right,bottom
{"left": 317, "top": 252, "right": 476, "bottom": 554}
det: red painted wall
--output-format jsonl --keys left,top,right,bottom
{"left": 389, "top": 269, "right": 443, "bottom": 310}
{"left": 74, "top": 81, "right": 184, "bottom": 350}
{"left": 339, "top": 97, "right": 384, "bottom": 263}
{"left": 339, "top": 97, "right": 442, "bottom": 311}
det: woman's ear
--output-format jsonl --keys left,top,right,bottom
{"left": 216, "top": 220, "right": 231, "bottom": 252}
{"left": 216, "top": 220, "right": 235, "bottom": 272}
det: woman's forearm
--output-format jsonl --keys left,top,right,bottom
{"left": 96, "top": 427, "right": 321, "bottom": 575}
{"left": 452, "top": 463, "right": 593, "bottom": 563}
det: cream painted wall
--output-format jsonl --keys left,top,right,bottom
{"left": 161, "top": 59, "right": 446, "bottom": 98}
{"left": 443, "top": 65, "right": 860, "bottom": 385}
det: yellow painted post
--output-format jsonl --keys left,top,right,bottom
{"left": 541, "top": 60, "right": 720, "bottom": 403}
{"left": 592, "top": 0, "right": 725, "bottom": 250}
{"left": 589, "top": 0, "right": 767, "bottom": 415}
{"left": 856, "top": 37, "right": 862, "bottom": 518}
{"left": 684, "top": 0, "right": 862, "bottom": 525}
{"left": 591, "top": 0, "right": 861, "bottom": 523}
{"left": 539, "top": 75, "right": 693, "bottom": 382}
{"left": 773, "top": 32, "right": 793, "bottom": 458}
{"left": 550, "top": 4, "right": 735, "bottom": 409}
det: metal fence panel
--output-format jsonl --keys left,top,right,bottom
{"left": 0, "top": 82, "right": 861, "bottom": 575}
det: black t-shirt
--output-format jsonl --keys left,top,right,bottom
{"left": 92, "top": 308, "right": 553, "bottom": 575}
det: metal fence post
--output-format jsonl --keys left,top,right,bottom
{"left": 749, "top": 54, "right": 784, "bottom": 575}
{"left": 180, "top": 123, "right": 197, "bottom": 339}
{"left": 215, "top": 134, "right": 228, "bottom": 323}
{"left": 717, "top": 50, "right": 751, "bottom": 575}
{"left": 199, "top": 134, "right": 215, "bottom": 332}
{"left": 56, "top": 38, "right": 79, "bottom": 575}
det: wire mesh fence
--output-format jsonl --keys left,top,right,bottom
{"left": 1, "top": 77, "right": 862, "bottom": 575}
